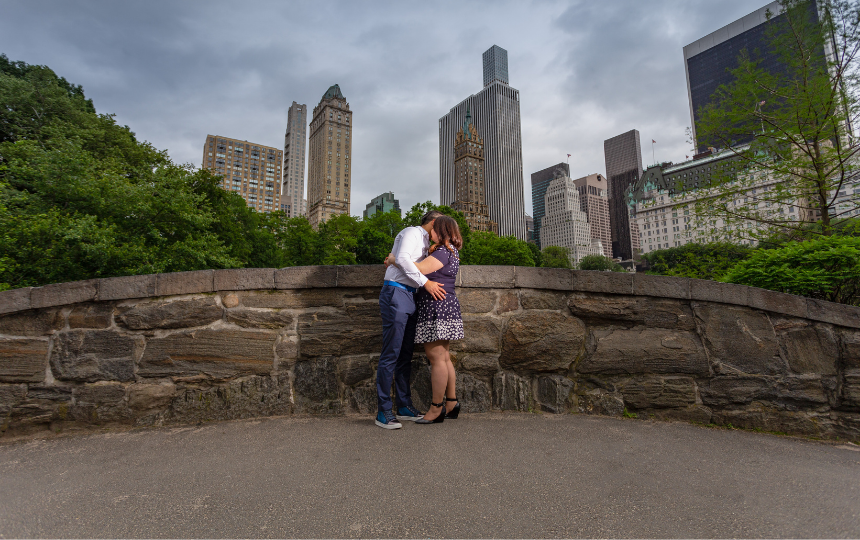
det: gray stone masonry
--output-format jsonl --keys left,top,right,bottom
{"left": 0, "top": 266, "right": 858, "bottom": 439}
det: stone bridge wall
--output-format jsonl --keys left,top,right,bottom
{"left": 1, "top": 266, "right": 859, "bottom": 440}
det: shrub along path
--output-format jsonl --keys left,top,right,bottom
{"left": 0, "top": 413, "right": 858, "bottom": 538}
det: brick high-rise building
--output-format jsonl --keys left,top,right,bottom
{"left": 282, "top": 101, "right": 308, "bottom": 217}
{"left": 450, "top": 109, "right": 498, "bottom": 233}
{"left": 440, "top": 45, "right": 526, "bottom": 239}
{"left": 604, "top": 129, "right": 643, "bottom": 259}
{"left": 308, "top": 84, "right": 352, "bottom": 228}
{"left": 202, "top": 135, "right": 282, "bottom": 213}
{"left": 572, "top": 173, "right": 612, "bottom": 258}
{"left": 530, "top": 162, "right": 570, "bottom": 249}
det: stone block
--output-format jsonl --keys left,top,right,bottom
{"left": 275, "top": 336, "right": 298, "bottom": 370}
{"left": 456, "top": 353, "right": 500, "bottom": 377}
{"left": 31, "top": 279, "right": 98, "bottom": 309}
{"left": 294, "top": 357, "right": 340, "bottom": 409}
{"left": 450, "top": 316, "right": 502, "bottom": 354}
{"left": 128, "top": 382, "right": 176, "bottom": 411}
{"left": 68, "top": 303, "right": 114, "bottom": 329}
{"left": 827, "top": 411, "right": 860, "bottom": 441}
{"left": 776, "top": 375, "right": 829, "bottom": 405}
{"left": 99, "top": 274, "right": 157, "bottom": 301}
{"left": 240, "top": 289, "right": 345, "bottom": 309}
{"left": 577, "top": 391, "right": 625, "bottom": 416}
{"left": 689, "top": 279, "right": 749, "bottom": 306}
{"left": 226, "top": 308, "right": 293, "bottom": 330}
{"left": 842, "top": 329, "right": 860, "bottom": 369}
{"left": 337, "top": 355, "right": 374, "bottom": 386}
{"left": 117, "top": 297, "right": 223, "bottom": 330}
{"left": 536, "top": 374, "right": 574, "bottom": 413}
{"left": 497, "top": 291, "right": 519, "bottom": 314}
{"left": 0, "top": 309, "right": 64, "bottom": 336}
{"left": 214, "top": 268, "right": 274, "bottom": 291}
{"left": 775, "top": 321, "right": 838, "bottom": 375}
{"left": 568, "top": 293, "right": 697, "bottom": 330}
{"left": 693, "top": 303, "right": 783, "bottom": 376}
{"left": 457, "top": 289, "right": 497, "bottom": 313}
{"left": 337, "top": 265, "right": 386, "bottom": 287}
{"left": 0, "top": 287, "right": 31, "bottom": 315}
{"left": 632, "top": 274, "right": 690, "bottom": 300}
{"left": 275, "top": 266, "right": 338, "bottom": 289}
{"left": 711, "top": 405, "right": 822, "bottom": 437}
{"left": 456, "top": 371, "right": 492, "bottom": 413}
{"left": 571, "top": 271, "right": 633, "bottom": 295}
{"left": 747, "top": 287, "right": 808, "bottom": 318}
{"left": 514, "top": 267, "right": 572, "bottom": 291}
{"left": 520, "top": 289, "right": 568, "bottom": 311}
{"left": 0, "top": 384, "right": 27, "bottom": 417}
{"left": 138, "top": 329, "right": 275, "bottom": 380}
{"left": 298, "top": 304, "right": 382, "bottom": 357}
{"left": 807, "top": 298, "right": 860, "bottom": 329}
{"left": 492, "top": 371, "right": 532, "bottom": 411}
{"left": 459, "top": 265, "right": 516, "bottom": 288}
{"left": 651, "top": 405, "right": 713, "bottom": 424}
{"left": 843, "top": 369, "right": 860, "bottom": 408}
{"left": 170, "top": 375, "right": 291, "bottom": 423}
{"left": 579, "top": 326, "right": 709, "bottom": 376}
{"left": 0, "top": 338, "right": 49, "bottom": 383}
{"left": 699, "top": 376, "right": 773, "bottom": 407}
{"left": 51, "top": 330, "right": 136, "bottom": 382}
{"left": 71, "top": 382, "right": 132, "bottom": 424}
{"left": 621, "top": 376, "right": 697, "bottom": 409}
{"left": 499, "top": 311, "right": 586, "bottom": 372}
{"left": 345, "top": 383, "right": 377, "bottom": 414}
{"left": 155, "top": 270, "right": 214, "bottom": 296}
{"left": 6, "top": 384, "right": 70, "bottom": 428}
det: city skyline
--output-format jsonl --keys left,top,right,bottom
{"left": 0, "top": 0, "right": 766, "bottom": 217}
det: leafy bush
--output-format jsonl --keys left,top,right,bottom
{"left": 578, "top": 254, "right": 625, "bottom": 272}
{"left": 640, "top": 242, "right": 753, "bottom": 280}
{"left": 722, "top": 236, "right": 860, "bottom": 305}
{"left": 541, "top": 246, "right": 571, "bottom": 268}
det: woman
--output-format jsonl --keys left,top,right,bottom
{"left": 386, "top": 215, "right": 463, "bottom": 424}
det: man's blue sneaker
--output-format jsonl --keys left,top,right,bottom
{"left": 375, "top": 410, "right": 402, "bottom": 430}
{"left": 396, "top": 405, "right": 425, "bottom": 422}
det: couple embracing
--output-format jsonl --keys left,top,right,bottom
{"left": 375, "top": 210, "right": 464, "bottom": 429}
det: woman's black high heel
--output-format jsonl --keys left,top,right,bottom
{"left": 415, "top": 401, "right": 445, "bottom": 424}
{"left": 445, "top": 396, "right": 460, "bottom": 419}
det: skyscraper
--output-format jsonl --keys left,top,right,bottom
{"left": 439, "top": 45, "right": 526, "bottom": 240}
{"left": 450, "top": 109, "right": 498, "bottom": 233}
{"left": 684, "top": 1, "right": 821, "bottom": 149}
{"left": 604, "top": 129, "right": 643, "bottom": 260}
{"left": 572, "top": 173, "right": 612, "bottom": 258}
{"left": 364, "top": 192, "right": 400, "bottom": 219}
{"left": 202, "top": 135, "right": 282, "bottom": 213}
{"left": 541, "top": 174, "right": 603, "bottom": 267}
{"left": 282, "top": 101, "right": 308, "bottom": 217}
{"left": 530, "top": 162, "right": 569, "bottom": 249}
{"left": 307, "top": 84, "right": 352, "bottom": 229}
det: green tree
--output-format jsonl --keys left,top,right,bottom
{"left": 723, "top": 235, "right": 860, "bottom": 304}
{"left": 694, "top": 0, "right": 860, "bottom": 239}
{"left": 526, "top": 242, "right": 543, "bottom": 267}
{"left": 461, "top": 231, "right": 536, "bottom": 266}
{"left": 540, "top": 246, "right": 572, "bottom": 268}
{"left": 641, "top": 242, "right": 753, "bottom": 280}
{"left": 578, "top": 254, "right": 626, "bottom": 272}
{"left": 356, "top": 209, "right": 403, "bottom": 265}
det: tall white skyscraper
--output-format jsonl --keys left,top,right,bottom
{"left": 541, "top": 174, "right": 603, "bottom": 267}
{"left": 439, "top": 45, "right": 526, "bottom": 240}
{"left": 282, "top": 101, "right": 308, "bottom": 217}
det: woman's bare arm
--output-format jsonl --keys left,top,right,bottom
{"left": 385, "top": 251, "right": 443, "bottom": 275}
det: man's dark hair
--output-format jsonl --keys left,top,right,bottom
{"left": 421, "top": 210, "right": 445, "bottom": 225}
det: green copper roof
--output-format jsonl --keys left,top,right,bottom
{"left": 323, "top": 84, "right": 345, "bottom": 100}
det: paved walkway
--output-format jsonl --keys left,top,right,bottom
{"left": 0, "top": 413, "right": 858, "bottom": 538}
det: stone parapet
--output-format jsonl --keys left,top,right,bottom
{"left": 0, "top": 266, "right": 858, "bottom": 440}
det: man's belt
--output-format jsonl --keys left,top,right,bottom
{"left": 384, "top": 280, "right": 417, "bottom": 293}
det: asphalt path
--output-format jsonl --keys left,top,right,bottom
{"left": 0, "top": 413, "right": 858, "bottom": 538}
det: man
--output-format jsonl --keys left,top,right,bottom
{"left": 375, "top": 210, "right": 447, "bottom": 429}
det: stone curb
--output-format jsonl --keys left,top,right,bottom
{"left": 1, "top": 266, "right": 858, "bottom": 329}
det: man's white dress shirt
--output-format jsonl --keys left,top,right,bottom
{"left": 383, "top": 226, "right": 429, "bottom": 288}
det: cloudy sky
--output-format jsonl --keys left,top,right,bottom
{"left": 0, "top": 0, "right": 759, "bottom": 215}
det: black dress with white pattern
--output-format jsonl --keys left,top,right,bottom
{"left": 414, "top": 245, "right": 464, "bottom": 343}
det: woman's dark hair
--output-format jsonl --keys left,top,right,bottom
{"left": 429, "top": 215, "right": 463, "bottom": 258}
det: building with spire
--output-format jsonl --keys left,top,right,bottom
{"left": 439, "top": 45, "right": 526, "bottom": 240}
{"left": 541, "top": 174, "right": 604, "bottom": 267}
{"left": 307, "top": 84, "right": 352, "bottom": 228}
{"left": 282, "top": 101, "right": 308, "bottom": 217}
{"left": 450, "top": 108, "right": 498, "bottom": 233}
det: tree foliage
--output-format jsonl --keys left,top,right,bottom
{"left": 640, "top": 242, "right": 754, "bottom": 280}
{"left": 693, "top": 0, "right": 860, "bottom": 239}
{"left": 540, "top": 246, "right": 572, "bottom": 268}
{"left": 723, "top": 235, "right": 860, "bottom": 304}
{"left": 578, "top": 254, "right": 626, "bottom": 272}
